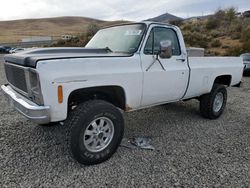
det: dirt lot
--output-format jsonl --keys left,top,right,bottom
{"left": 0, "top": 54, "right": 249, "bottom": 187}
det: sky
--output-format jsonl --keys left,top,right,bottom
{"left": 0, "top": 0, "right": 249, "bottom": 21}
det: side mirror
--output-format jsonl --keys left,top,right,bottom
{"left": 159, "top": 40, "right": 172, "bottom": 59}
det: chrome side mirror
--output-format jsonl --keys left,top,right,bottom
{"left": 159, "top": 40, "right": 172, "bottom": 59}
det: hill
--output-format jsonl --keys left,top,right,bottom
{"left": 179, "top": 8, "right": 250, "bottom": 56}
{"left": 0, "top": 16, "right": 125, "bottom": 43}
{"left": 147, "top": 13, "right": 183, "bottom": 22}
{"left": 0, "top": 9, "right": 249, "bottom": 56}
{"left": 51, "top": 9, "right": 250, "bottom": 56}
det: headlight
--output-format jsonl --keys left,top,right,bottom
{"left": 28, "top": 69, "right": 44, "bottom": 105}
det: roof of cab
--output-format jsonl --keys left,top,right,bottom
{"left": 101, "top": 21, "right": 176, "bottom": 30}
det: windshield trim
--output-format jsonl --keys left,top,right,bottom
{"left": 87, "top": 23, "right": 147, "bottom": 54}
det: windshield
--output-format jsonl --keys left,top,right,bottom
{"left": 86, "top": 24, "right": 146, "bottom": 53}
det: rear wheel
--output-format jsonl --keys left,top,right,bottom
{"left": 65, "top": 100, "right": 124, "bottom": 165}
{"left": 200, "top": 84, "right": 227, "bottom": 119}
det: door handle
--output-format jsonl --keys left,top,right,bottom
{"left": 176, "top": 58, "right": 186, "bottom": 62}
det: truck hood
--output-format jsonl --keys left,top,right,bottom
{"left": 4, "top": 47, "right": 131, "bottom": 68}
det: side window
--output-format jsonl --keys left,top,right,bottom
{"left": 144, "top": 27, "right": 181, "bottom": 56}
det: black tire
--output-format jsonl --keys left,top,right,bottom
{"left": 243, "top": 71, "right": 250, "bottom": 77}
{"left": 200, "top": 84, "right": 227, "bottom": 119}
{"left": 65, "top": 100, "right": 124, "bottom": 165}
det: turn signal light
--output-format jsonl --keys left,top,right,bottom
{"left": 58, "top": 85, "right": 63, "bottom": 103}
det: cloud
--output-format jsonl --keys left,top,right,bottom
{"left": 0, "top": 0, "right": 249, "bottom": 21}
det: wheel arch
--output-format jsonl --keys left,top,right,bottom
{"left": 67, "top": 85, "right": 126, "bottom": 112}
{"left": 213, "top": 75, "right": 232, "bottom": 87}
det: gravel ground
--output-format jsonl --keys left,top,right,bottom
{"left": 0, "top": 54, "right": 249, "bottom": 187}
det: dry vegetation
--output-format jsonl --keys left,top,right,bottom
{"left": 178, "top": 7, "right": 250, "bottom": 56}
{"left": 53, "top": 7, "right": 250, "bottom": 56}
{"left": 0, "top": 16, "right": 126, "bottom": 43}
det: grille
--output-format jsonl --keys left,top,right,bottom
{"left": 4, "top": 63, "right": 28, "bottom": 93}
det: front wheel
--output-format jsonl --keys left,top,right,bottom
{"left": 200, "top": 84, "right": 227, "bottom": 119}
{"left": 65, "top": 100, "right": 124, "bottom": 165}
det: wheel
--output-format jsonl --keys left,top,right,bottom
{"left": 200, "top": 84, "right": 227, "bottom": 119}
{"left": 243, "top": 71, "right": 250, "bottom": 77}
{"left": 65, "top": 100, "right": 124, "bottom": 165}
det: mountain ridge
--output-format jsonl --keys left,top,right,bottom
{"left": 146, "top": 12, "right": 183, "bottom": 22}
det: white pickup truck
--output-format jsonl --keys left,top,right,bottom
{"left": 1, "top": 22, "right": 243, "bottom": 165}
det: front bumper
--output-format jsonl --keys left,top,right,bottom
{"left": 1, "top": 84, "right": 50, "bottom": 124}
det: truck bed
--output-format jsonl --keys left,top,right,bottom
{"left": 184, "top": 56, "right": 243, "bottom": 99}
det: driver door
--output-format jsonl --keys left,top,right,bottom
{"left": 140, "top": 26, "right": 189, "bottom": 106}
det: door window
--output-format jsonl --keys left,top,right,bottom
{"left": 144, "top": 27, "right": 181, "bottom": 56}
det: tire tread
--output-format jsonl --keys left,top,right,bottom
{"left": 200, "top": 84, "right": 227, "bottom": 119}
{"left": 64, "top": 100, "right": 124, "bottom": 165}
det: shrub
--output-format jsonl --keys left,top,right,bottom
{"left": 50, "top": 23, "right": 100, "bottom": 47}
{"left": 183, "top": 31, "right": 209, "bottom": 48}
{"left": 229, "top": 22, "right": 242, "bottom": 33}
{"left": 210, "top": 31, "right": 221, "bottom": 38}
{"left": 225, "top": 7, "right": 237, "bottom": 22}
{"left": 222, "top": 45, "right": 230, "bottom": 49}
{"left": 86, "top": 23, "right": 100, "bottom": 38}
{"left": 231, "top": 32, "right": 241, "bottom": 40}
{"left": 190, "top": 25, "right": 201, "bottom": 32}
{"left": 241, "top": 27, "right": 250, "bottom": 52}
{"left": 211, "top": 39, "right": 222, "bottom": 47}
{"left": 205, "top": 50, "right": 221, "bottom": 56}
{"left": 169, "top": 20, "right": 183, "bottom": 26}
{"left": 206, "top": 17, "right": 219, "bottom": 30}
{"left": 183, "top": 24, "right": 192, "bottom": 31}
{"left": 214, "top": 9, "right": 226, "bottom": 20}
{"left": 225, "top": 46, "right": 244, "bottom": 56}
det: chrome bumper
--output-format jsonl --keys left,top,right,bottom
{"left": 1, "top": 84, "right": 50, "bottom": 124}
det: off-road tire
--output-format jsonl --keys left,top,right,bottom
{"left": 65, "top": 100, "right": 124, "bottom": 165}
{"left": 200, "top": 84, "right": 227, "bottom": 119}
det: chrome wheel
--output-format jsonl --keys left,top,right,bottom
{"left": 213, "top": 92, "right": 224, "bottom": 112}
{"left": 83, "top": 117, "right": 114, "bottom": 153}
